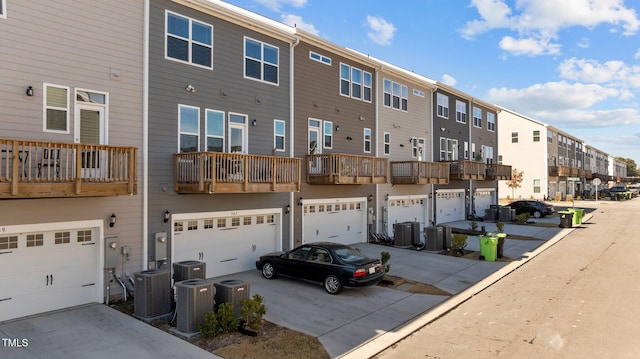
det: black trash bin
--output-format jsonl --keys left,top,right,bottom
{"left": 559, "top": 211, "right": 573, "bottom": 228}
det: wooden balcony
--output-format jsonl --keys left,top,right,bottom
{"left": 549, "top": 165, "right": 571, "bottom": 177}
{"left": 486, "top": 164, "right": 512, "bottom": 180}
{"left": 447, "top": 160, "right": 487, "bottom": 180}
{"left": 174, "top": 152, "right": 301, "bottom": 194}
{"left": 390, "top": 161, "right": 449, "bottom": 185}
{"left": 0, "top": 139, "right": 136, "bottom": 199}
{"left": 585, "top": 170, "right": 593, "bottom": 179}
{"left": 305, "top": 154, "right": 387, "bottom": 185}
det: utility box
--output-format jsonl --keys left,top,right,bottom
{"left": 152, "top": 232, "right": 168, "bottom": 263}
{"left": 134, "top": 270, "right": 171, "bottom": 319}
{"left": 393, "top": 222, "right": 413, "bottom": 247}
{"left": 214, "top": 280, "right": 249, "bottom": 318}
{"left": 173, "top": 260, "right": 206, "bottom": 283}
{"left": 424, "top": 227, "right": 444, "bottom": 251}
{"left": 175, "top": 279, "right": 214, "bottom": 333}
{"left": 104, "top": 236, "right": 119, "bottom": 269}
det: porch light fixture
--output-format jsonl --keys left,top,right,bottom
{"left": 285, "top": 204, "right": 291, "bottom": 215}
{"left": 26, "top": 86, "right": 34, "bottom": 97}
{"left": 185, "top": 84, "right": 196, "bottom": 93}
{"left": 368, "top": 194, "right": 373, "bottom": 202}
{"left": 109, "top": 213, "right": 117, "bottom": 228}
{"left": 335, "top": 126, "right": 340, "bottom": 131}
{"left": 163, "top": 210, "right": 171, "bottom": 223}
{"left": 385, "top": 194, "right": 389, "bottom": 201}
{"left": 252, "top": 119, "right": 257, "bottom": 126}
{"left": 298, "top": 197, "right": 303, "bottom": 206}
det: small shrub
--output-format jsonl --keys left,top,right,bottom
{"left": 380, "top": 251, "right": 391, "bottom": 273}
{"left": 516, "top": 213, "right": 530, "bottom": 224}
{"left": 451, "top": 234, "right": 468, "bottom": 252}
{"left": 566, "top": 194, "right": 573, "bottom": 202}
{"left": 217, "top": 302, "right": 240, "bottom": 333}
{"left": 241, "top": 294, "right": 267, "bottom": 331}
{"left": 198, "top": 311, "right": 221, "bottom": 339}
{"left": 469, "top": 221, "right": 478, "bottom": 231}
{"left": 496, "top": 221, "right": 505, "bottom": 233}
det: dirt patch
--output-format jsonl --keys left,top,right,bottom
{"left": 377, "top": 275, "right": 452, "bottom": 296}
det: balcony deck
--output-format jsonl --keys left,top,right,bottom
{"left": 486, "top": 164, "right": 512, "bottom": 180}
{"left": 0, "top": 139, "right": 137, "bottom": 199}
{"left": 305, "top": 154, "right": 387, "bottom": 185}
{"left": 390, "top": 161, "right": 449, "bottom": 184}
{"left": 447, "top": 160, "right": 487, "bottom": 180}
{"left": 174, "top": 152, "right": 301, "bottom": 194}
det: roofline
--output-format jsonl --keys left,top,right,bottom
{"left": 345, "top": 48, "right": 437, "bottom": 89}
{"left": 434, "top": 81, "right": 499, "bottom": 112}
{"left": 496, "top": 105, "right": 548, "bottom": 127}
{"left": 294, "top": 28, "right": 380, "bottom": 68}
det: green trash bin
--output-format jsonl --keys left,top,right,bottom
{"left": 479, "top": 235, "right": 498, "bottom": 262}
{"left": 559, "top": 211, "right": 573, "bottom": 228}
{"left": 572, "top": 208, "right": 584, "bottom": 225}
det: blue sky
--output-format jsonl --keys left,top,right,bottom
{"left": 222, "top": 0, "right": 640, "bottom": 166}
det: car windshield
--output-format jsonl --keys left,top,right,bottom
{"left": 334, "top": 246, "right": 367, "bottom": 263}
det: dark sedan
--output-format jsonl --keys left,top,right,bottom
{"left": 508, "top": 200, "right": 555, "bottom": 218}
{"left": 255, "top": 242, "right": 384, "bottom": 294}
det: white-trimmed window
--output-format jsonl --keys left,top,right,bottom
{"left": 245, "top": 37, "right": 279, "bottom": 85}
{"left": 511, "top": 132, "right": 518, "bottom": 143}
{"left": 179, "top": 105, "right": 200, "bottom": 153}
{"left": 471, "top": 143, "right": 476, "bottom": 159}
{"left": 0, "top": 0, "right": 6, "bottom": 19}
{"left": 383, "top": 79, "right": 408, "bottom": 111}
{"left": 44, "top": 84, "right": 70, "bottom": 133}
{"left": 410, "top": 137, "right": 418, "bottom": 158}
{"left": 340, "top": 63, "right": 371, "bottom": 101}
{"left": 483, "top": 145, "right": 494, "bottom": 163}
{"left": 455, "top": 100, "right": 467, "bottom": 123}
{"left": 533, "top": 130, "right": 540, "bottom": 142}
{"left": 323, "top": 121, "right": 333, "bottom": 149}
{"left": 309, "top": 51, "right": 331, "bottom": 65}
{"left": 464, "top": 141, "right": 469, "bottom": 159}
{"left": 533, "top": 179, "right": 541, "bottom": 193}
{"left": 364, "top": 128, "right": 371, "bottom": 153}
{"left": 166, "top": 11, "right": 213, "bottom": 69}
{"left": 437, "top": 93, "right": 449, "bottom": 118}
{"left": 383, "top": 132, "right": 390, "bottom": 155}
{"left": 487, "top": 112, "right": 496, "bottom": 131}
{"left": 473, "top": 107, "right": 482, "bottom": 128}
{"left": 206, "top": 109, "right": 224, "bottom": 152}
{"left": 439, "top": 137, "right": 458, "bottom": 161}
{"left": 413, "top": 89, "right": 425, "bottom": 97}
{"left": 274, "top": 119, "right": 285, "bottom": 152}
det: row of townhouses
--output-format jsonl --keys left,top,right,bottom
{"left": 0, "top": 0, "right": 628, "bottom": 322}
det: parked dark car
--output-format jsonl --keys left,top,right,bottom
{"left": 508, "top": 200, "right": 554, "bottom": 218}
{"left": 256, "top": 242, "right": 384, "bottom": 294}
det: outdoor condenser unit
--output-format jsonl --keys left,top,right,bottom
{"left": 173, "top": 260, "right": 206, "bottom": 283}
{"left": 175, "top": 279, "right": 214, "bottom": 333}
{"left": 393, "top": 222, "right": 412, "bottom": 247}
{"left": 214, "top": 280, "right": 249, "bottom": 318}
{"left": 424, "top": 226, "right": 444, "bottom": 251}
{"left": 134, "top": 269, "right": 171, "bottom": 318}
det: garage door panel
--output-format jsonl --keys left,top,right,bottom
{"left": 436, "top": 191, "right": 465, "bottom": 224}
{"left": 387, "top": 198, "right": 426, "bottom": 236}
{"left": 303, "top": 201, "right": 365, "bottom": 245}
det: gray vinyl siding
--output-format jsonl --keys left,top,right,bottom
{"left": 432, "top": 90, "right": 470, "bottom": 163}
{"left": 147, "top": 0, "right": 293, "bottom": 255}
{"left": 0, "top": 1, "right": 145, "bottom": 280}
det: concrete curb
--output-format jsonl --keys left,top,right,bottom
{"left": 339, "top": 214, "right": 592, "bottom": 359}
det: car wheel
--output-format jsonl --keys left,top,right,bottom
{"left": 324, "top": 274, "right": 343, "bottom": 295}
{"left": 533, "top": 210, "right": 542, "bottom": 218}
{"left": 261, "top": 262, "right": 277, "bottom": 279}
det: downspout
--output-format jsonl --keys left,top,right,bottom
{"left": 375, "top": 65, "right": 381, "bottom": 234}
{"left": 430, "top": 86, "right": 437, "bottom": 225}
{"left": 143, "top": 0, "right": 150, "bottom": 269}
{"left": 469, "top": 99, "right": 474, "bottom": 218}
{"left": 289, "top": 36, "right": 299, "bottom": 251}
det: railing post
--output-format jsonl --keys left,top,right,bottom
{"left": 10, "top": 140, "right": 18, "bottom": 195}
{"left": 128, "top": 147, "right": 135, "bottom": 194}
{"left": 271, "top": 157, "right": 277, "bottom": 191}
{"left": 198, "top": 153, "right": 204, "bottom": 192}
{"left": 75, "top": 145, "right": 83, "bottom": 195}
{"left": 243, "top": 155, "right": 249, "bottom": 191}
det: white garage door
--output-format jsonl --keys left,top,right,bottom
{"left": 172, "top": 209, "right": 281, "bottom": 279}
{"left": 435, "top": 190, "right": 465, "bottom": 224}
{"left": 0, "top": 221, "right": 102, "bottom": 323}
{"left": 387, "top": 196, "right": 427, "bottom": 237}
{"left": 474, "top": 189, "right": 495, "bottom": 217}
{"left": 302, "top": 198, "right": 366, "bottom": 245}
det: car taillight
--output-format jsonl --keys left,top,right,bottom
{"left": 354, "top": 268, "right": 367, "bottom": 278}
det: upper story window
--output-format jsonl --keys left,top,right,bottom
{"left": 547, "top": 131, "right": 553, "bottom": 143}
{"left": 166, "top": 11, "right": 213, "bottom": 69}
{"left": 206, "top": 109, "right": 224, "bottom": 152}
{"left": 383, "top": 79, "right": 408, "bottom": 111}
{"left": 309, "top": 51, "right": 331, "bottom": 65}
{"left": 245, "top": 37, "right": 279, "bottom": 85}
{"left": 340, "top": 63, "right": 371, "bottom": 102}
{"left": 437, "top": 93, "right": 449, "bottom": 118}
{"left": 274, "top": 120, "right": 285, "bottom": 152}
{"left": 455, "top": 100, "right": 467, "bottom": 123}
{"left": 439, "top": 137, "right": 458, "bottom": 161}
{"left": 323, "top": 121, "right": 333, "bottom": 149}
{"left": 473, "top": 107, "right": 482, "bottom": 128}
{"left": 487, "top": 112, "right": 495, "bottom": 131}
{"left": 44, "top": 84, "right": 70, "bottom": 133}
{"left": 364, "top": 128, "right": 372, "bottom": 153}
{"left": 511, "top": 131, "right": 519, "bottom": 143}
{"left": 383, "top": 132, "right": 390, "bottom": 155}
{"left": 533, "top": 130, "right": 540, "bottom": 142}
{"left": 413, "top": 89, "right": 425, "bottom": 97}
{"left": 179, "top": 105, "right": 200, "bottom": 153}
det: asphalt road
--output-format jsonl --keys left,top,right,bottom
{"left": 373, "top": 199, "right": 640, "bottom": 358}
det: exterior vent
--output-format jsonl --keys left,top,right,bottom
{"left": 175, "top": 279, "right": 215, "bottom": 333}
{"left": 133, "top": 270, "right": 171, "bottom": 318}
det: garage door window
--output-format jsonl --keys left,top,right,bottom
{"left": 55, "top": 232, "right": 70, "bottom": 245}
{"left": 256, "top": 216, "right": 264, "bottom": 224}
{"left": 232, "top": 217, "right": 241, "bottom": 227}
{"left": 0, "top": 236, "right": 18, "bottom": 250}
{"left": 217, "top": 219, "right": 226, "bottom": 228}
{"left": 318, "top": 205, "right": 325, "bottom": 212}
{"left": 188, "top": 221, "right": 198, "bottom": 230}
{"left": 204, "top": 219, "right": 214, "bottom": 229}
{"left": 243, "top": 216, "right": 252, "bottom": 225}
{"left": 266, "top": 215, "right": 275, "bottom": 223}
{"left": 27, "top": 234, "right": 44, "bottom": 247}
{"left": 175, "top": 222, "right": 184, "bottom": 232}
{"left": 77, "top": 230, "right": 92, "bottom": 242}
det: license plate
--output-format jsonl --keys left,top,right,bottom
{"left": 368, "top": 266, "right": 376, "bottom": 274}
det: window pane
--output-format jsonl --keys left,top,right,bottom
{"left": 364, "top": 87, "right": 371, "bottom": 101}
{"left": 384, "top": 93, "right": 391, "bottom": 106}
{"left": 47, "top": 86, "right": 67, "bottom": 107}
{"left": 275, "top": 136, "right": 285, "bottom": 150}
{"left": 263, "top": 44, "right": 278, "bottom": 65}
{"left": 167, "top": 37, "right": 188, "bottom": 61}
{"left": 364, "top": 72, "right": 372, "bottom": 87}
{"left": 167, "top": 13, "right": 189, "bottom": 37}
{"left": 351, "top": 68, "right": 362, "bottom": 83}
{"left": 340, "top": 64, "right": 350, "bottom": 80}
{"left": 46, "top": 109, "right": 67, "bottom": 131}
{"left": 245, "top": 59, "right": 261, "bottom": 79}
{"left": 180, "top": 107, "right": 198, "bottom": 133}
{"left": 245, "top": 39, "right": 261, "bottom": 59}
{"left": 340, "top": 80, "right": 349, "bottom": 95}
{"left": 207, "top": 137, "right": 223, "bottom": 152}
{"left": 264, "top": 64, "right": 278, "bottom": 83}
{"left": 275, "top": 120, "right": 285, "bottom": 135}
{"left": 180, "top": 134, "right": 198, "bottom": 153}
{"left": 352, "top": 83, "right": 361, "bottom": 98}
{"left": 229, "top": 114, "right": 245, "bottom": 124}
{"left": 207, "top": 111, "right": 224, "bottom": 136}
{"left": 192, "top": 21, "right": 211, "bottom": 45}
{"left": 192, "top": 43, "right": 211, "bottom": 67}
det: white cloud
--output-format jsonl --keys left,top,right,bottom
{"left": 281, "top": 14, "right": 319, "bottom": 35}
{"left": 577, "top": 37, "right": 590, "bottom": 48}
{"left": 441, "top": 74, "right": 457, "bottom": 86}
{"left": 635, "top": 49, "right": 640, "bottom": 59}
{"left": 461, "top": 0, "right": 640, "bottom": 56}
{"left": 366, "top": 16, "right": 396, "bottom": 46}
{"left": 558, "top": 57, "right": 640, "bottom": 88}
{"left": 253, "top": 0, "right": 307, "bottom": 11}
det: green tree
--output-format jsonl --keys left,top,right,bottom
{"left": 506, "top": 168, "right": 524, "bottom": 199}
{"left": 616, "top": 157, "right": 639, "bottom": 177}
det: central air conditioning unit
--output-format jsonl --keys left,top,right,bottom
{"left": 407, "top": 221, "right": 421, "bottom": 245}
{"left": 134, "top": 270, "right": 171, "bottom": 318}
{"left": 214, "top": 280, "right": 249, "bottom": 318}
{"left": 424, "top": 226, "right": 444, "bottom": 251}
{"left": 175, "top": 279, "right": 214, "bottom": 333}
{"left": 438, "top": 225, "right": 452, "bottom": 249}
{"left": 173, "top": 260, "right": 206, "bottom": 283}
{"left": 393, "top": 222, "right": 412, "bottom": 247}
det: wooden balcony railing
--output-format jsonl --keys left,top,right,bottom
{"left": 447, "top": 160, "right": 487, "bottom": 180}
{"left": 305, "top": 154, "right": 387, "bottom": 185}
{"left": 390, "top": 161, "right": 449, "bottom": 185}
{"left": 585, "top": 170, "right": 593, "bottom": 179}
{"left": 486, "top": 164, "right": 512, "bottom": 180}
{"left": 0, "top": 139, "right": 136, "bottom": 199}
{"left": 174, "top": 152, "right": 301, "bottom": 193}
